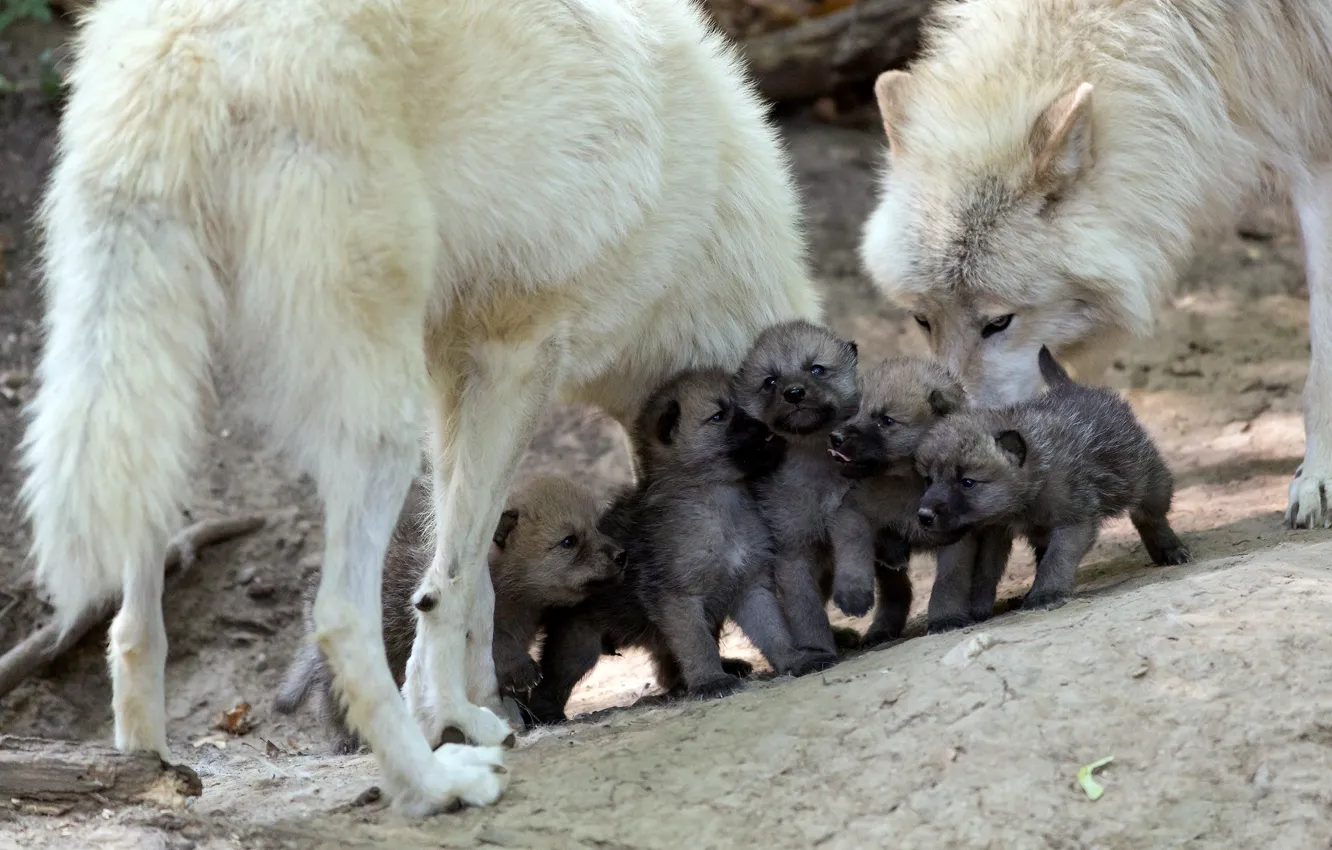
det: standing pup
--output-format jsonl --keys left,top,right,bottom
{"left": 526, "top": 367, "right": 818, "bottom": 724}
{"left": 859, "top": 0, "right": 1332, "bottom": 529}
{"left": 914, "top": 347, "right": 1191, "bottom": 615}
{"left": 275, "top": 476, "right": 625, "bottom": 754}
{"left": 20, "top": 0, "right": 820, "bottom": 813}
{"left": 826, "top": 356, "right": 965, "bottom": 644}
{"left": 734, "top": 321, "right": 861, "bottom": 662}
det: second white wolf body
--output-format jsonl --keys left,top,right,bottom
{"left": 860, "top": 0, "right": 1332, "bottom": 528}
{"left": 20, "top": 0, "right": 820, "bottom": 816}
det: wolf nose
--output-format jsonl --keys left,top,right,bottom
{"left": 829, "top": 430, "right": 845, "bottom": 448}
{"left": 783, "top": 385, "right": 806, "bottom": 403}
{"left": 611, "top": 548, "right": 627, "bottom": 569}
{"left": 917, "top": 507, "right": 936, "bottom": 528}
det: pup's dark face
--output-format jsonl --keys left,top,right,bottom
{"left": 828, "top": 356, "right": 964, "bottom": 479}
{"left": 913, "top": 416, "right": 1029, "bottom": 540}
{"left": 734, "top": 320, "right": 861, "bottom": 438}
{"left": 490, "top": 477, "right": 627, "bottom": 607}
{"left": 635, "top": 367, "right": 787, "bottom": 482}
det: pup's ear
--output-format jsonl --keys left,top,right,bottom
{"left": 1029, "top": 83, "right": 1094, "bottom": 201}
{"left": 492, "top": 509, "right": 520, "bottom": 550}
{"left": 845, "top": 340, "right": 859, "bottom": 362}
{"left": 874, "top": 70, "right": 912, "bottom": 154}
{"left": 654, "top": 399, "right": 682, "bottom": 445}
{"left": 928, "top": 385, "right": 964, "bottom": 416}
{"left": 995, "top": 430, "right": 1027, "bottom": 467}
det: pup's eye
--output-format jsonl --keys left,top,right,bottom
{"left": 981, "top": 314, "right": 1014, "bottom": 338}
{"left": 961, "top": 478, "right": 976, "bottom": 489}
{"left": 558, "top": 535, "right": 578, "bottom": 549}
{"left": 878, "top": 415, "right": 896, "bottom": 427}
{"left": 809, "top": 364, "right": 827, "bottom": 377}
{"left": 914, "top": 315, "right": 931, "bottom": 333}
{"left": 709, "top": 409, "right": 726, "bottom": 423}
{"left": 762, "top": 376, "right": 778, "bottom": 389}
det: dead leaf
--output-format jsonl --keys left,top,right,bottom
{"left": 214, "top": 701, "right": 255, "bottom": 736}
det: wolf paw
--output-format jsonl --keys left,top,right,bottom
{"left": 387, "top": 743, "right": 508, "bottom": 817}
{"left": 1286, "top": 463, "right": 1332, "bottom": 529}
{"left": 861, "top": 625, "right": 902, "bottom": 647}
{"left": 831, "top": 626, "right": 864, "bottom": 651}
{"left": 833, "top": 578, "right": 875, "bottom": 618}
{"left": 927, "top": 616, "right": 973, "bottom": 635}
{"left": 690, "top": 676, "right": 745, "bottom": 700}
{"left": 721, "top": 657, "right": 754, "bottom": 678}
{"left": 1021, "top": 590, "right": 1068, "bottom": 612}
{"left": 788, "top": 650, "right": 839, "bottom": 676}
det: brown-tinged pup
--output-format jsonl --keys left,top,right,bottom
{"left": 275, "top": 476, "right": 625, "bottom": 753}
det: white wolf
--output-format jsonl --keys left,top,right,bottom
{"left": 20, "top": 0, "right": 821, "bottom": 815}
{"left": 859, "top": 0, "right": 1332, "bottom": 528}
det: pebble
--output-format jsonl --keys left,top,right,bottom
{"left": 236, "top": 564, "right": 257, "bottom": 585}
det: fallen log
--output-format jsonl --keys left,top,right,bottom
{"left": 739, "top": 0, "right": 934, "bottom": 104}
{"left": 0, "top": 514, "right": 268, "bottom": 701}
{"left": 0, "top": 736, "right": 202, "bottom": 808}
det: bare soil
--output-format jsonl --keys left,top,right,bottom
{"left": 3, "top": 14, "right": 1332, "bottom": 850}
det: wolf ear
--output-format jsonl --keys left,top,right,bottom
{"left": 928, "top": 386, "right": 964, "bottom": 416}
{"left": 493, "top": 509, "right": 520, "bottom": 550}
{"left": 845, "top": 340, "right": 859, "bottom": 361}
{"left": 1029, "top": 83, "right": 1094, "bottom": 200}
{"left": 995, "top": 430, "right": 1027, "bottom": 467}
{"left": 874, "top": 70, "right": 912, "bottom": 154}
{"left": 654, "top": 399, "right": 682, "bottom": 445}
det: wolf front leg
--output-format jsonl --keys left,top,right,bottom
{"left": 1287, "top": 168, "right": 1332, "bottom": 529}
{"left": 828, "top": 505, "right": 876, "bottom": 617}
{"left": 404, "top": 324, "right": 568, "bottom": 749}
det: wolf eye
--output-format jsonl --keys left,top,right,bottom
{"left": 558, "top": 535, "right": 578, "bottom": 549}
{"left": 709, "top": 409, "right": 726, "bottom": 423}
{"left": 981, "top": 314, "right": 1014, "bottom": 338}
{"left": 809, "top": 364, "right": 827, "bottom": 377}
{"left": 914, "top": 315, "right": 931, "bottom": 333}
{"left": 762, "top": 376, "right": 778, "bottom": 390}
{"left": 878, "top": 414, "right": 896, "bottom": 427}
{"left": 961, "top": 478, "right": 976, "bottom": 489}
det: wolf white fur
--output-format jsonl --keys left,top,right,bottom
{"left": 20, "top": 0, "right": 820, "bottom": 815}
{"left": 859, "top": 0, "right": 1332, "bottom": 528}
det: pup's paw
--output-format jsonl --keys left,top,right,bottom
{"left": 721, "top": 657, "right": 754, "bottom": 678}
{"left": 833, "top": 577, "right": 875, "bottom": 618}
{"left": 831, "top": 626, "right": 864, "bottom": 651}
{"left": 927, "top": 616, "right": 973, "bottom": 635}
{"left": 788, "top": 650, "right": 839, "bottom": 677}
{"left": 1021, "top": 590, "right": 1068, "bottom": 612}
{"left": 689, "top": 676, "right": 745, "bottom": 700}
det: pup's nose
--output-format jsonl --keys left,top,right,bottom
{"left": 611, "top": 548, "right": 627, "bottom": 569}
{"left": 783, "top": 385, "right": 806, "bottom": 403}
{"left": 829, "top": 430, "right": 845, "bottom": 448}
{"left": 917, "top": 507, "right": 936, "bottom": 528}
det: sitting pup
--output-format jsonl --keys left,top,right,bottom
{"left": 525, "top": 366, "right": 820, "bottom": 724}
{"left": 825, "top": 356, "right": 965, "bottom": 645}
{"left": 733, "top": 320, "right": 862, "bottom": 662}
{"left": 275, "top": 476, "right": 625, "bottom": 754}
{"left": 914, "top": 347, "right": 1191, "bottom": 617}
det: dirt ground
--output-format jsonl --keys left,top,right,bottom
{"left": 4, "top": 13, "right": 1332, "bottom": 850}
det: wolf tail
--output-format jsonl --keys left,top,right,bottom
{"left": 1037, "top": 346, "right": 1074, "bottom": 393}
{"left": 274, "top": 643, "right": 323, "bottom": 714}
{"left": 18, "top": 29, "right": 228, "bottom": 633}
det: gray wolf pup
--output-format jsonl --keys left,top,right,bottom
{"left": 914, "top": 347, "right": 1191, "bottom": 615}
